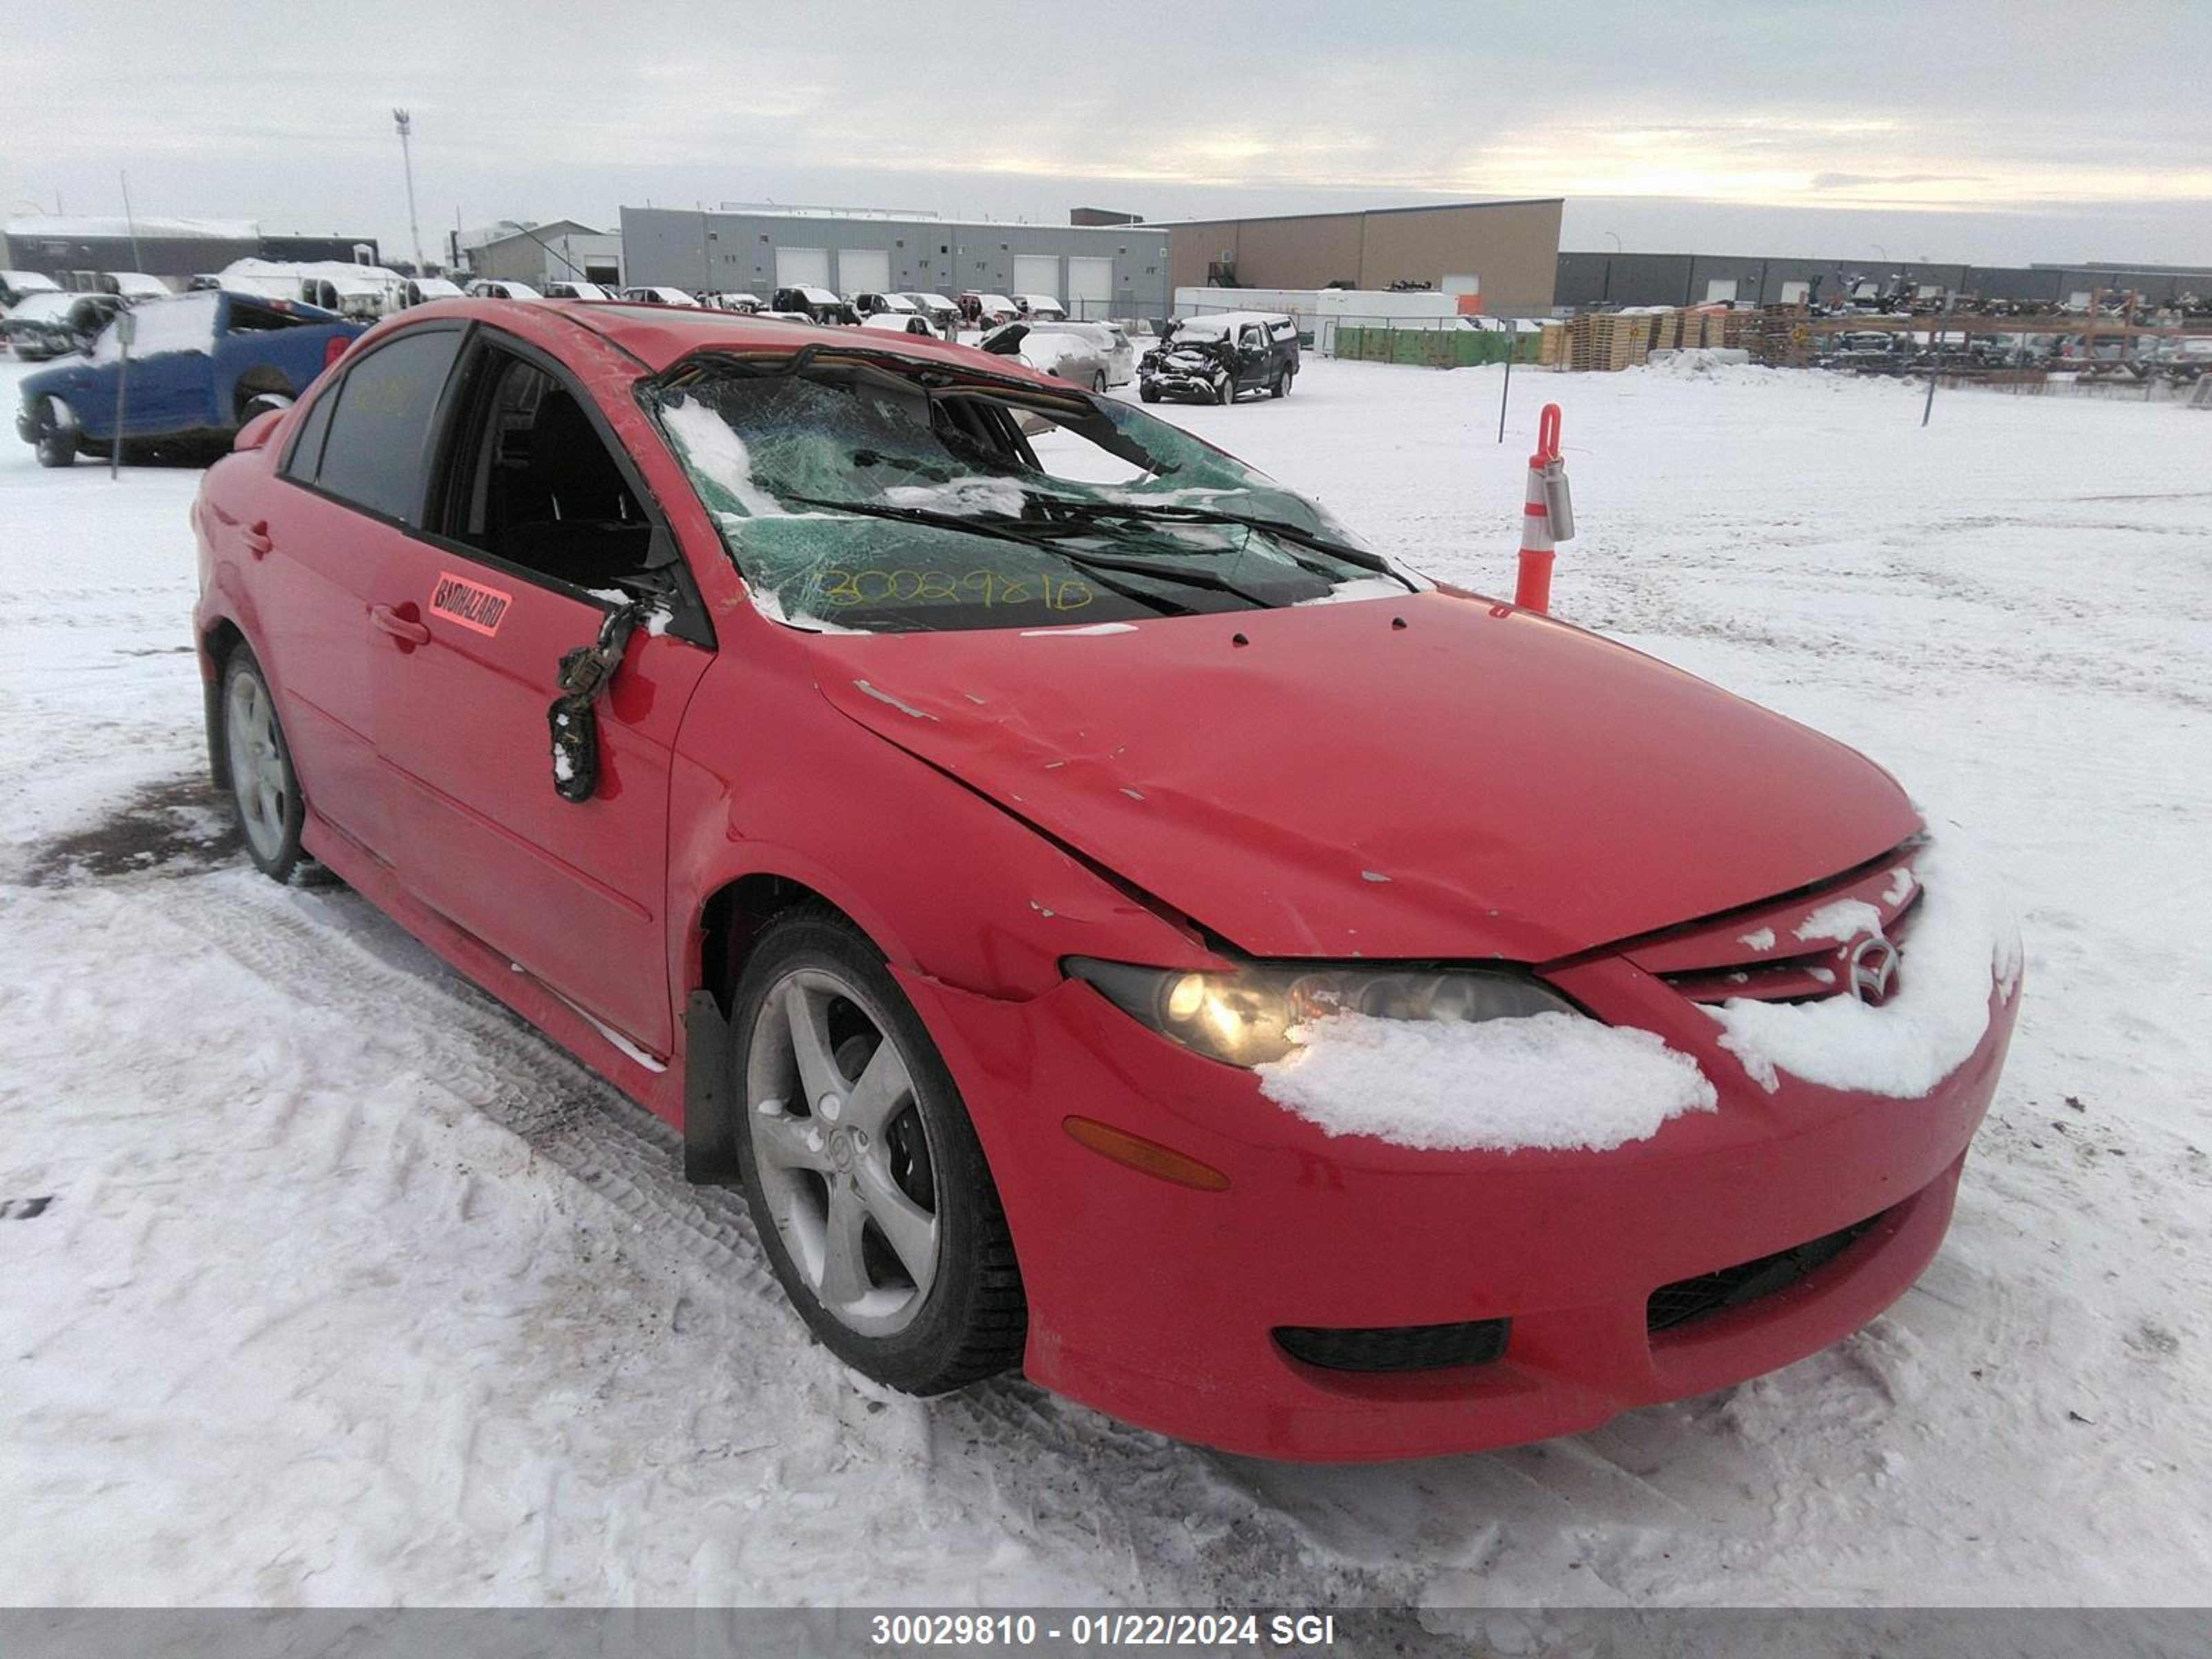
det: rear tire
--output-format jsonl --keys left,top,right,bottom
{"left": 221, "top": 646, "right": 310, "bottom": 883}
{"left": 732, "top": 910, "right": 1026, "bottom": 1394}
{"left": 32, "top": 397, "right": 77, "bottom": 468}
{"left": 238, "top": 391, "right": 293, "bottom": 426}
{"left": 1273, "top": 367, "right": 1292, "bottom": 398}
{"left": 1091, "top": 372, "right": 1107, "bottom": 394}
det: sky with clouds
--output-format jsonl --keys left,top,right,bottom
{"left": 6, "top": 0, "right": 2207, "bottom": 269}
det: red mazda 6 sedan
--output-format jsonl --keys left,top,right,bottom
{"left": 191, "top": 299, "right": 2019, "bottom": 1460}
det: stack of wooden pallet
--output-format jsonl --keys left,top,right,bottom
{"left": 1566, "top": 313, "right": 1651, "bottom": 371}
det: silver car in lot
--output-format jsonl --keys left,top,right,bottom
{"left": 978, "top": 319, "right": 1138, "bottom": 390}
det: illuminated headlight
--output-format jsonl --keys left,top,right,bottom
{"left": 1064, "top": 957, "right": 1580, "bottom": 1067}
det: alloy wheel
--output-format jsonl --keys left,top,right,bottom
{"left": 745, "top": 967, "right": 942, "bottom": 1338}
{"left": 225, "top": 668, "right": 290, "bottom": 864}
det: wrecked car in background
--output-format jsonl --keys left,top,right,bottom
{"left": 17, "top": 290, "right": 364, "bottom": 465}
{"left": 1, "top": 290, "right": 128, "bottom": 361}
{"left": 772, "top": 285, "right": 858, "bottom": 325}
{"left": 1139, "top": 310, "right": 1300, "bottom": 404}
{"left": 187, "top": 298, "right": 2018, "bottom": 1462}
{"left": 978, "top": 318, "right": 1125, "bottom": 391}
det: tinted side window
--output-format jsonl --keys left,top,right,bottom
{"left": 282, "top": 384, "right": 339, "bottom": 482}
{"left": 310, "top": 328, "right": 464, "bottom": 523}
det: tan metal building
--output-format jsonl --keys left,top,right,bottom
{"left": 1167, "top": 198, "right": 1564, "bottom": 315}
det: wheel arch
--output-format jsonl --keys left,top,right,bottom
{"left": 200, "top": 616, "right": 250, "bottom": 790}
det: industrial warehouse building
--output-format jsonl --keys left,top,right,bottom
{"left": 1, "top": 217, "right": 378, "bottom": 283}
{"left": 456, "top": 218, "right": 622, "bottom": 289}
{"left": 621, "top": 207, "right": 1172, "bottom": 317}
{"left": 1555, "top": 251, "right": 2212, "bottom": 311}
{"left": 1163, "top": 199, "right": 1566, "bottom": 316}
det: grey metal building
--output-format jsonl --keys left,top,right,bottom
{"left": 1, "top": 216, "right": 378, "bottom": 283}
{"left": 621, "top": 206, "right": 1171, "bottom": 317}
{"left": 1555, "top": 250, "right": 2212, "bottom": 312}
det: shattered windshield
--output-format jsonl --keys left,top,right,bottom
{"left": 644, "top": 350, "right": 1414, "bottom": 633}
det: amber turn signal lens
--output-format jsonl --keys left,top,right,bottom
{"left": 1062, "top": 1116, "right": 1230, "bottom": 1192}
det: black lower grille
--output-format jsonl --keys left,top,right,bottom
{"left": 1274, "top": 1318, "right": 1510, "bottom": 1374}
{"left": 1646, "top": 1214, "right": 1883, "bottom": 1335}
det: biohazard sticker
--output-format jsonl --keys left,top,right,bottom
{"left": 431, "top": 571, "right": 514, "bottom": 637}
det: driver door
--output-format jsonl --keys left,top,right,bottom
{"left": 366, "top": 331, "right": 713, "bottom": 1059}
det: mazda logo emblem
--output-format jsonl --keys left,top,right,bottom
{"left": 1847, "top": 935, "right": 1901, "bottom": 1006}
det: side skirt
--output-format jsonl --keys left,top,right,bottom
{"left": 299, "top": 811, "right": 688, "bottom": 1132}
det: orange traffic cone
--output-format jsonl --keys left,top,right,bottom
{"left": 1514, "top": 403, "right": 1573, "bottom": 613}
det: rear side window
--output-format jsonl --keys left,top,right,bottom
{"left": 283, "top": 384, "right": 339, "bottom": 480}
{"left": 302, "top": 327, "right": 464, "bottom": 523}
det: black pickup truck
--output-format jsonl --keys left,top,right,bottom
{"left": 1139, "top": 312, "right": 1300, "bottom": 404}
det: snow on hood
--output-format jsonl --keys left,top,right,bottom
{"left": 807, "top": 591, "right": 1922, "bottom": 961}
{"left": 1257, "top": 1012, "right": 1716, "bottom": 1153}
{"left": 1704, "top": 831, "right": 2021, "bottom": 1098}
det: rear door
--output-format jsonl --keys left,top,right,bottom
{"left": 253, "top": 320, "right": 471, "bottom": 861}
{"left": 365, "top": 328, "right": 713, "bottom": 1058}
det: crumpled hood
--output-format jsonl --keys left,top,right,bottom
{"left": 807, "top": 591, "right": 1920, "bottom": 962}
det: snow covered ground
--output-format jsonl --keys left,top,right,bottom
{"left": 2, "top": 351, "right": 2208, "bottom": 1615}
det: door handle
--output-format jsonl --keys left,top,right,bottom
{"left": 243, "top": 519, "right": 272, "bottom": 559}
{"left": 369, "top": 604, "right": 431, "bottom": 646}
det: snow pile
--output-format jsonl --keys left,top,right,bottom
{"left": 91, "top": 292, "right": 221, "bottom": 362}
{"left": 1640, "top": 348, "right": 1759, "bottom": 380}
{"left": 1256, "top": 1011, "right": 1716, "bottom": 1153}
{"left": 1707, "top": 834, "right": 2022, "bottom": 1097}
{"left": 657, "top": 396, "right": 784, "bottom": 518}
{"left": 883, "top": 476, "right": 1027, "bottom": 517}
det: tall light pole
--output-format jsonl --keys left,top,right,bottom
{"left": 394, "top": 108, "right": 427, "bottom": 276}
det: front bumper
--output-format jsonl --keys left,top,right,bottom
{"left": 899, "top": 953, "right": 2016, "bottom": 1461}
{"left": 1141, "top": 372, "right": 1224, "bottom": 402}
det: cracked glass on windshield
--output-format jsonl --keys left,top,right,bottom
{"left": 645, "top": 355, "right": 1411, "bottom": 632}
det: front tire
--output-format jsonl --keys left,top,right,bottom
{"left": 222, "top": 646, "right": 310, "bottom": 882}
{"left": 733, "top": 911, "right": 1025, "bottom": 1394}
{"left": 32, "top": 397, "right": 77, "bottom": 467}
{"left": 1215, "top": 372, "right": 1235, "bottom": 404}
{"left": 1138, "top": 380, "right": 1161, "bottom": 403}
{"left": 238, "top": 390, "right": 293, "bottom": 425}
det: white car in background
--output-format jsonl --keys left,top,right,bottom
{"left": 1000, "top": 319, "right": 1136, "bottom": 387}
{"left": 700, "top": 291, "right": 763, "bottom": 312}
{"left": 621, "top": 285, "right": 699, "bottom": 306}
{"left": 395, "top": 276, "right": 467, "bottom": 308}
{"left": 1, "top": 269, "right": 64, "bottom": 308}
{"left": 861, "top": 312, "right": 941, "bottom": 338}
{"left": 894, "top": 291, "right": 961, "bottom": 333}
{"left": 978, "top": 318, "right": 1127, "bottom": 391}
{"left": 1015, "top": 293, "right": 1067, "bottom": 320}
{"left": 466, "top": 279, "right": 541, "bottom": 301}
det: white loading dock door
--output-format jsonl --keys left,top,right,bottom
{"left": 1779, "top": 280, "right": 1810, "bottom": 304}
{"left": 1703, "top": 278, "right": 1739, "bottom": 303}
{"left": 1067, "top": 255, "right": 1114, "bottom": 318}
{"left": 1013, "top": 254, "right": 1061, "bottom": 301}
{"left": 838, "top": 248, "right": 890, "bottom": 296}
{"left": 775, "top": 247, "right": 831, "bottom": 290}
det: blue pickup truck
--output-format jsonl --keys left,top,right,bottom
{"left": 16, "top": 290, "right": 366, "bottom": 467}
